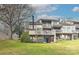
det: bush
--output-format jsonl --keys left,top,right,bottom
{"left": 20, "top": 32, "right": 32, "bottom": 43}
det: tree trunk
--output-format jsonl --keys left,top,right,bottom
{"left": 18, "top": 19, "right": 22, "bottom": 38}
{"left": 18, "top": 30, "right": 21, "bottom": 38}
{"left": 18, "top": 20, "right": 21, "bottom": 38}
{"left": 10, "top": 25, "right": 13, "bottom": 40}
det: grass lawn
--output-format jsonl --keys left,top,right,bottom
{"left": 1, "top": 39, "right": 79, "bottom": 55}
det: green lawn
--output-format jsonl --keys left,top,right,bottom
{"left": 1, "top": 39, "right": 79, "bottom": 55}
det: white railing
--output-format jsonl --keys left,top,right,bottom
{"left": 29, "top": 30, "right": 55, "bottom": 35}
{"left": 42, "top": 24, "right": 51, "bottom": 28}
{"left": 29, "top": 29, "right": 79, "bottom": 35}
{"left": 52, "top": 24, "right": 62, "bottom": 27}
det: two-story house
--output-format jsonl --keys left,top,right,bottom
{"left": 28, "top": 17, "right": 79, "bottom": 43}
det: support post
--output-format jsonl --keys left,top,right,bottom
{"left": 54, "top": 34, "right": 56, "bottom": 42}
{"left": 72, "top": 34, "right": 74, "bottom": 40}
{"left": 32, "top": 36, "right": 33, "bottom": 42}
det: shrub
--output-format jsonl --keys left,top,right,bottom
{"left": 20, "top": 32, "right": 32, "bottom": 43}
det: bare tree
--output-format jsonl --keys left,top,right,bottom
{"left": 0, "top": 4, "right": 33, "bottom": 39}
{"left": 15, "top": 4, "right": 33, "bottom": 38}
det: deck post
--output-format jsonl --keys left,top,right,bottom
{"left": 72, "top": 34, "right": 74, "bottom": 40}
{"left": 54, "top": 34, "right": 56, "bottom": 42}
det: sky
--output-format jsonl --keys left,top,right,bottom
{"left": 31, "top": 4, "right": 79, "bottom": 20}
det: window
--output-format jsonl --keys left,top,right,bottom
{"left": 67, "top": 26, "right": 70, "bottom": 29}
{"left": 36, "top": 28, "right": 42, "bottom": 33}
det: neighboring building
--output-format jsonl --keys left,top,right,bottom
{"left": 28, "top": 17, "right": 79, "bottom": 43}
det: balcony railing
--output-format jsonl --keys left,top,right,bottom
{"left": 42, "top": 24, "right": 51, "bottom": 28}
{"left": 55, "top": 30, "right": 77, "bottom": 33}
{"left": 29, "top": 29, "right": 79, "bottom": 35}
{"left": 29, "top": 30, "right": 55, "bottom": 35}
{"left": 52, "top": 24, "right": 62, "bottom": 28}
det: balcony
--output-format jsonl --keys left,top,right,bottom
{"left": 60, "top": 30, "right": 77, "bottom": 33}
{"left": 42, "top": 24, "right": 51, "bottom": 28}
{"left": 29, "top": 30, "right": 55, "bottom": 35}
{"left": 55, "top": 30, "right": 77, "bottom": 33}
